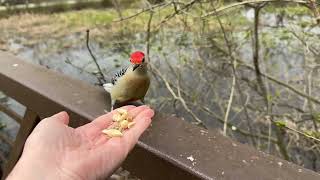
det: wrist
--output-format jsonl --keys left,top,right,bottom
{"left": 6, "top": 155, "right": 51, "bottom": 180}
{"left": 6, "top": 153, "right": 75, "bottom": 180}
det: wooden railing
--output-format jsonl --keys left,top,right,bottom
{"left": 0, "top": 52, "right": 319, "bottom": 180}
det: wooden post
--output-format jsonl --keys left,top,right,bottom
{"left": 2, "top": 109, "right": 40, "bottom": 179}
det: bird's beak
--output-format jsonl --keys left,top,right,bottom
{"left": 133, "top": 64, "right": 140, "bottom": 71}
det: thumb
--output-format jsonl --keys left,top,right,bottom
{"left": 50, "top": 111, "right": 70, "bottom": 125}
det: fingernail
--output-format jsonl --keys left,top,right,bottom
{"left": 145, "top": 109, "right": 155, "bottom": 119}
{"left": 51, "top": 111, "right": 68, "bottom": 120}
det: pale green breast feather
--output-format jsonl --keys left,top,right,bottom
{"left": 111, "top": 71, "right": 150, "bottom": 102}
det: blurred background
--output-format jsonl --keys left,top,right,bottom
{"left": 0, "top": 0, "right": 320, "bottom": 176}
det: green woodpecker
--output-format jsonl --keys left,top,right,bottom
{"left": 103, "top": 51, "right": 150, "bottom": 110}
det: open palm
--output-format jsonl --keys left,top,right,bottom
{"left": 8, "top": 105, "right": 154, "bottom": 180}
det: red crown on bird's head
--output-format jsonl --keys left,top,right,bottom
{"left": 130, "top": 51, "right": 145, "bottom": 64}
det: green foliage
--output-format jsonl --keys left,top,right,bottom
{"left": 0, "top": 122, "right": 6, "bottom": 130}
{"left": 278, "top": 29, "right": 291, "bottom": 41}
{"left": 267, "top": 94, "right": 273, "bottom": 102}
{"left": 274, "top": 120, "right": 286, "bottom": 128}
{"left": 283, "top": 6, "right": 311, "bottom": 16}
{"left": 312, "top": 113, "right": 320, "bottom": 123}
{"left": 58, "top": 9, "right": 117, "bottom": 26}
{"left": 261, "top": 32, "right": 277, "bottom": 49}
{"left": 299, "top": 20, "right": 311, "bottom": 28}
{"left": 264, "top": 5, "right": 311, "bottom": 16}
{"left": 275, "top": 90, "right": 281, "bottom": 98}
{"left": 303, "top": 130, "right": 320, "bottom": 139}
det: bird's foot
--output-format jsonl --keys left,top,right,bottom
{"left": 110, "top": 100, "right": 116, "bottom": 111}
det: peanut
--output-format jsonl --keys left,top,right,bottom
{"left": 102, "top": 129, "right": 123, "bottom": 137}
{"left": 128, "top": 122, "right": 136, "bottom": 128}
{"left": 120, "top": 120, "right": 129, "bottom": 129}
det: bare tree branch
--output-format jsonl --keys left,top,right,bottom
{"left": 214, "top": 6, "right": 256, "bottom": 144}
{"left": 113, "top": 2, "right": 170, "bottom": 22}
{"left": 86, "top": 29, "right": 106, "bottom": 85}
{"left": 202, "top": 0, "right": 314, "bottom": 18}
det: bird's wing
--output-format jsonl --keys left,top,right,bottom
{"left": 103, "top": 83, "right": 113, "bottom": 93}
{"left": 111, "top": 66, "right": 128, "bottom": 85}
{"left": 103, "top": 67, "right": 129, "bottom": 93}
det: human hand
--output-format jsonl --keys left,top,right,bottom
{"left": 7, "top": 105, "right": 154, "bottom": 180}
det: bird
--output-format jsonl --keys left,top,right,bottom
{"left": 103, "top": 51, "right": 150, "bottom": 110}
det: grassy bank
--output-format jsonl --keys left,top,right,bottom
{"left": 0, "top": 5, "right": 251, "bottom": 51}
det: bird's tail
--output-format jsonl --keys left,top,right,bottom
{"left": 103, "top": 83, "right": 113, "bottom": 93}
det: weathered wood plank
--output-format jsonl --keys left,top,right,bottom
{"left": 0, "top": 103, "right": 22, "bottom": 124}
{"left": 2, "top": 109, "right": 40, "bottom": 180}
{"left": 3, "top": 109, "right": 40, "bottom": 179}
